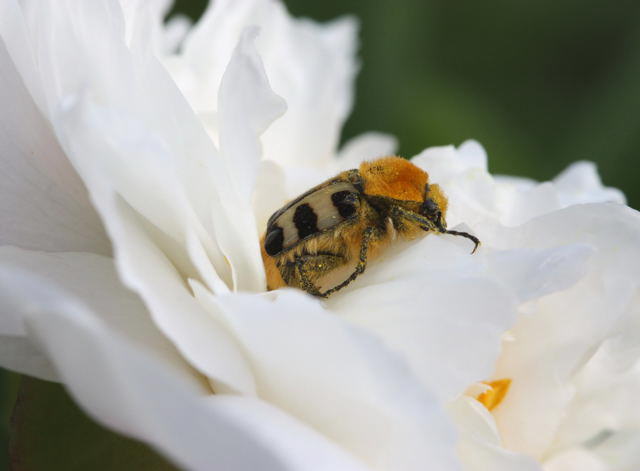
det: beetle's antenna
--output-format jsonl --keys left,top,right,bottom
{"left": 445, "top": 230, "right": 480, "bottom": 254}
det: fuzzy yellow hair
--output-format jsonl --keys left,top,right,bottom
{"left": 359, "top": 156, "right": 428, "bottom": 202}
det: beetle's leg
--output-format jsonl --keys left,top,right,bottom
{"left": 390, "top": 206, "right": 437, "bottom": 232}
{"left": 390, "top": 206, "right": 480, "bottom": 253}
{"left": 443, "top": 230, "right": 481, "bottom": 254}
{"left": 320, "top": 227, "right": 377, "bottom": 298}
{"left": 291, "top": 252, "right": 347, "bottom": 297}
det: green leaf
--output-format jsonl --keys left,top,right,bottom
{"left": 9, "top": 377, "right": 178, "bottom": 471}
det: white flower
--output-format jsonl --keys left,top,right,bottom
{"left": 425, "top": 146, "right": 640, "bottom": 470}
{"left": 1, "top": 1, "right": 639, "bottom": 470}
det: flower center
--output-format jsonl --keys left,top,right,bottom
{"left": 476, "top": 379, "right": 511, "bottom": 411}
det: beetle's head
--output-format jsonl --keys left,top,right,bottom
{"left": 420, "top": 183, "right": 447, "bottom": 231}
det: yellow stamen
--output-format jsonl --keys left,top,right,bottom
{"left": 476, "top": 379, "right": 512, "bottom": 411}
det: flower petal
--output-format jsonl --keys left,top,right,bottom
{"left": 589, "top": 430, "right": 640, "bottom": 471}
{"left": 177, "top": 0, "right": 358, "bottom": 167}
{"left": 552, "top": 161, "right": 625, "bottom": 207}
{"left": 331, "top": 236, "right": 518, "bottom": 403}
{"left": 543, "top": 449, "right": 607, "bottom": 471}
{"left": 0, "top": 36, "right": 109, "bottom": 254}
{"left": 0, "top": 247, "right": 194, "bottom": 383}
{"left": 412, "top": 143, "right": 499, "bottom": 229}
{"left": 193, "top": 287, "right": 461, "bottom": 471}
{"left": 253, "top": 160, "right": 289, "bottom": 230}
{"left": 57, "top": 149, "right": 256, "bottom": 394}
{"left": 216, "top": 27, "right": 286, "bottom": 289}
{"left": 490, "top": 204, "right": 640, "bottom": 458}
{"left": 328, "top": 224, "right": 595, "bottom": 410}
{"left": 549, "top": 335, "right": 640, "bottom": 460}
{"left": 0, "top": 0, "right": 47, "bottom": 110}
{"left": 486, "top": 244, "right": 594, "bottom": 303}
{"left": 218, "top": 27, "right": 286, "bottom": 199}
{"left": 34, "top": 0, "right": 280, "bottom": 293}
{"left": 2, "top": 265, "right": 367, "bottom": 471}
{"left": 57, "top": 96, "right": 256, "bottom": 392}
{"left": 208, "top": 396, "right": 371, "bottom": 471}
{"left": 24, "top": 0, "right": 274, "bottom": 392}
{"left": 412, "top": 142, "right": 626, "bottom": 231}
{"left": 449, "top": 396, "right": 541, "bottom": 471}
{"left": 120, "top": 0, "right": 190, "bottom": 55}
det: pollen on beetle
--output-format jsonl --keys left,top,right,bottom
{"left": 359, "top": 156, "right": 428, "bottom": 202}
{"left": 476, "top": 379, "right": 512, "bottom": 411}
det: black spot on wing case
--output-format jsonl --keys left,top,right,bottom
{"left": 264, "top": 225, "right": 284, "bottom": 256}
{"left": 293, "top": 203, "right": 319, "bottom": 239}
{"left": 265, "top": 172, "right": 359, "bottom": 228}
{"left": 331, "top": 190, "right": 358, "bottom": 218}
{"left": 263, "top": 171, "right": 363, "bottom": 256}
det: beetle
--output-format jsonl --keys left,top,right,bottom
{"left": 261, "top": 156, "right": 479, "bottom": 297}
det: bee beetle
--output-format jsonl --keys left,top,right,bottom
{"left": 261, "top": 156, "right": 479, "bottom": 298}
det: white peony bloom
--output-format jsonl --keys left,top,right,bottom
{"left": 426, "top": 146, "right": 640, "bottom": 470}
{"left": 1, "top": 0, "right": 638, "bottom": 470}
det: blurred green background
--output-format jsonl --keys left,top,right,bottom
{"left": 2, "top": 0, "right": 640, "bottom": 469}
{"left": 171, "top": 0, "right": 640, "bottom": 207}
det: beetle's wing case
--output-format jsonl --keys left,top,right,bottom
{"left": 264, "top": 178, "right": 361, "bottom": 256}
